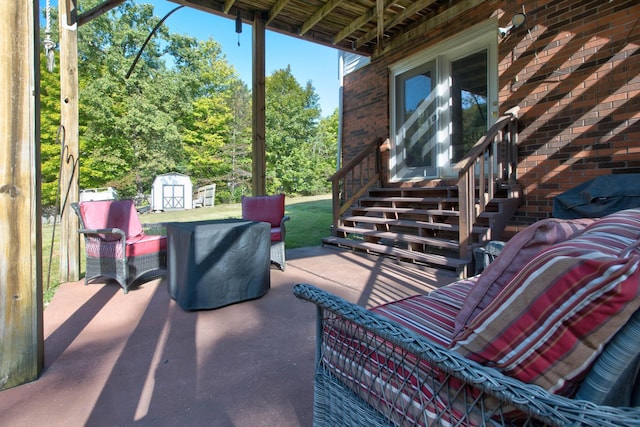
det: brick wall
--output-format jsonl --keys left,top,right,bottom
{"left": 341, "top": 0, "right": 639, "bottom": 225}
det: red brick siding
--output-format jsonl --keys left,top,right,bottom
{"left": 341, "top": 0, "right": 639, "bottom": 224}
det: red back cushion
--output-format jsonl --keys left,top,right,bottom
{"left": 79, "top": 200, "right": 143, "bottom": 239}
{"left": 241, "top": 194, "right": 285, "bottom": 227}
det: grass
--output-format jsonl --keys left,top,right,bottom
{"left": 42, "top": 194, "right": 333, "bottom": 304}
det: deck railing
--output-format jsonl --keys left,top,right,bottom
{"left": 455, "top": 106, "right": 519, "bottom": 260}
{"left": 328, "top": 137, "right": 386, "bottom": 233}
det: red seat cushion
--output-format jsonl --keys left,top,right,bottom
{"left": 126, "top": 234, "right": 167, "bottom": 257}
{"left": 86, "top": 234, "right": 166, "bottom": 258}
{"left": 270, "top": 227, "right": 282, "bottom": 242}
{"left": 372, "top": 278, "right": 475, "bottom": 347}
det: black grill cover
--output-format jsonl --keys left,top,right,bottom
{"left": 553, "top": 174, "right": 640, "bottom": 219}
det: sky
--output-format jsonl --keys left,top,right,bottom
{"left": 42, "top": 0, "right": 341, "bottom": 116}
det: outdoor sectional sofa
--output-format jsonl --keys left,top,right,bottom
{"left": 294, "top": 208, "right": 640, "bottom": 426}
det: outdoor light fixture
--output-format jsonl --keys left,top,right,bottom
{"left": 498, "top": 12, "right": 526, "bottom": 38}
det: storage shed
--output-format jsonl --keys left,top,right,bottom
{"left": 151, "top": 173, "right": 193, "bottom": 212}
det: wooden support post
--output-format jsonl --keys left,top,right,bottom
{"left": 0, "top": 0, "right": 44, "bottom": 390}
{"left": 59, "top": 0, "right": 80, "bottom": 282}
{"left": 252, "top": 14, "right": 266, "bottom": 197}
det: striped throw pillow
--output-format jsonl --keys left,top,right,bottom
{"left": 454, "top": 218, "right": 595, "bottom": 336}
{"left": 451, "top": 249, "right": 640, "bottom": 396}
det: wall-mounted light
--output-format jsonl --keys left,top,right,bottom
{"left": 498, "top": 12, "right": 526, "bottom": 38}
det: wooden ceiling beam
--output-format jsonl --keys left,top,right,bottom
{"left": 223, "top": 0, "right": 236, "bottom": 14}
{"left": 377, "top": 0, "right": 384, "bottom": 46}
{"left": 377, "top": 0, "right": 486, "bottom": 58}
{"left": 266, "top": 0, "right": 290, "bottom": 25}
{"left": 332, "top": 0, "right": 395, "bottom": 46}
{"left": 299, "top": 0, "right": 344, "bottom": 36}
{"left": 77, "top": 0, "right": 126, "bottom": 27}
{"left": 354, "top": 0, "right": 438, "bottom": 51}
{"left": 169, "top": 0, "right": 468, "bottom": 56}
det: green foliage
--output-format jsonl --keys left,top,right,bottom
{"left": 312, "top": 109, "right": 339, "bottom": 192}
{"left": 40, "top": 51, "right": 62, "bottom": 209}
{"left": 39, "top": 2, "right": 337, "bottom": 210}
{"left": 265, "top": 66, "right": 330, "bottom": 195}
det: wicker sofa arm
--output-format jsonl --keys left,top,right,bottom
{"left": 293, "top": 283, "right": 640, "bottom": 427}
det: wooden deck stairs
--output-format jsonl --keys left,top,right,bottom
{"left": 322, "top": 183, "right": 520, "bottom": 276}
{"left": 324, "top": 107, "right": 521, "bottom": 278}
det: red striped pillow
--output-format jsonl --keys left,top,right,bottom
{"left": 451, "top": 251, "right": 640, "bottom": 396}
{"left": 454, "top": 218, "right": 595, "bottom": 336}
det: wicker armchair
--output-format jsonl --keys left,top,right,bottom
{"left": 293, "top": 283, "right": 640, "bottom": 427}
{"left": 241, "top": 193, "right": 290, "bottom": 270}
{"left": 71, "top": 200, "right": 167, "bottom": 293}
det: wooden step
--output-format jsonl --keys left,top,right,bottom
{"left": 351, "top": 207, "right": 461, "bottom": 217}
{"left": 369, "top": 185, "right": 458, "bottom": 193}
{"left": 327, "top": 183, "right": 521, "bottom": 278}
{"left": 359, "top": 196, "right": 460, "bottom": 204}
{"left": 335, "top": 226, "right": 460, "bottom": 251}
{"left": 322, "top": 236, "right": 470, "bottom": 273}
{"left": 368, "top": 186, "right": 459, "bottom": 198}
{"left": 351, "top": 206, "right": 503, "bottom": 223}
{"left": 342, "top": 215, "right": 490, "bottom": 235}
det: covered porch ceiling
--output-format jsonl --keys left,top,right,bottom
{"left": 84, "top": 0, "right": 464, "bottom": 57}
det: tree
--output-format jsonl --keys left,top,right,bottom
{"left": 73, "top": 3, "right": 249, "bottom": 200}
{"left": 40, "top": 50, "right": 62, "bottom": 211}
{"left": 217, "top": 81, "right": 252, "bottom": 202}
{"left": 175, "top": 38, "right": 250, "bottom": 202}
{"left": 39, "top": 2, "right": 336, "bottom": 209}
{"left": 75, "top": 2, "right": 182, "bottom": 197}
{"left": 265, "top": 66, "right": 322, "bottom": 195}
{"left": 309, "top": 108, "right": 339, "bottom": 194}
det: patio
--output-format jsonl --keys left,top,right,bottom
{"left": 0, "top": 246, "right": 456, "bottom": 427}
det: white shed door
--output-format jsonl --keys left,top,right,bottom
{"left": 162, "top": 184, "right": 185, "bottom": 210}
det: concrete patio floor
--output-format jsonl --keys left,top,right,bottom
{"left": 0, "top": 246, "right": 457, "bottom": 427}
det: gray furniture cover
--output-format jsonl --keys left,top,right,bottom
{"left": 167, "top": 219, "right": 270, "bottom": 310}
{"left": 553, "top": 174, "right": 640, "bottom": 218}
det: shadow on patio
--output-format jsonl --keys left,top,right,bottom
{"left": 0, "top": 246, "right": 456, "bottom": 427}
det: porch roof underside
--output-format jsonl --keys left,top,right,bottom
{"left": 87, "top": 0, "right": 480, "bottom": 57}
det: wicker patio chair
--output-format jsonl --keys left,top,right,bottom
{"left": 241, "top": 193, "right": 290, "bottom": 270}
{"left": 71, "top": 199, "right": 167, "bottom": 293}
{"left": 293, "top": 283, "right": 640, "bottom": 426}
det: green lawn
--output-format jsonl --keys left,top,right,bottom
{"left": 42, "top": 194, "right": 333, "bottom": 304}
